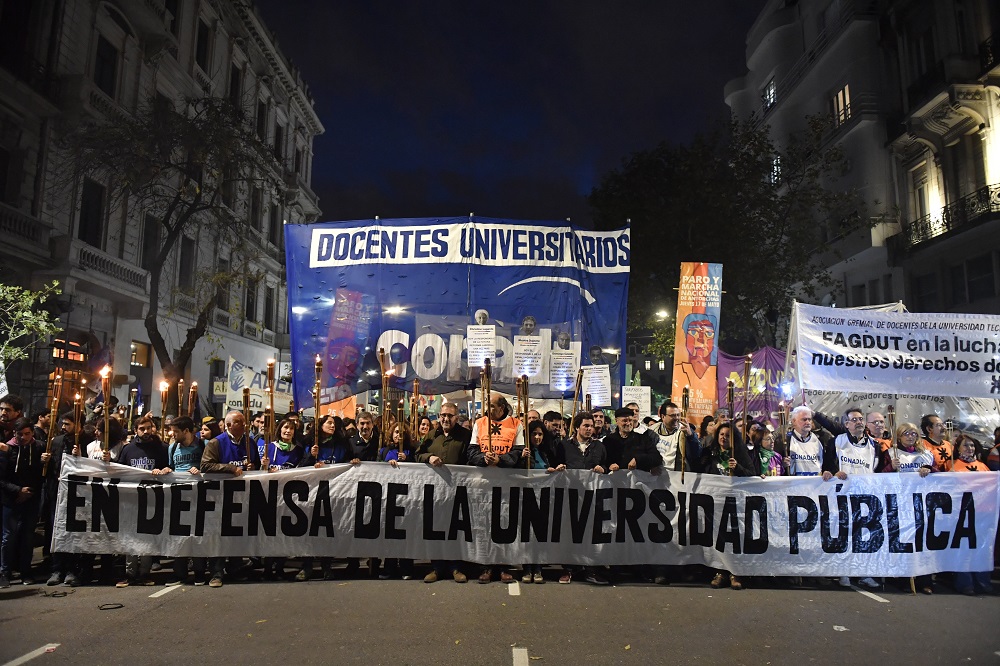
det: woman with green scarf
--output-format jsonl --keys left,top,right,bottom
{"left": 698, "top": 421, "right": 753, "bottom": 590}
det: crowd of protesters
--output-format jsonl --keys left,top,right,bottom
{"left": 1, "top": 391, "right": 998, "bottom": 596}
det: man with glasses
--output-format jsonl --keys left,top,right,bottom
{"left": 830, "top": 407, "right": 884, "bottom": 589}
{"left": 414, "top": 403, "right": 471, "bottom": 583}
{"left": 652, "top": 401, "right": 700, "bottom": 473}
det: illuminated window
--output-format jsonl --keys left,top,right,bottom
{"left": 658, "top": 360, "right": 666, "bottom": 371}
{"left": 832, "top": 84, "right": 851, "bottom": 126}
{"left": 130, "top": 341, "right": 152, "bottom": 368}
{"left": 761, "top": 78, "right": 776, "bottom": 111}
{"left": 51, "top": 339, "right": 86, "bottom": 363}
{"left": 644, "top": 360, "right": 651, "bottom": 371}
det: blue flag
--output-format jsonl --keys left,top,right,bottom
{"left": 285, "top": 217, "right": 630, "bottom": 408}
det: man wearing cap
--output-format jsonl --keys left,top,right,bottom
{"left": 603, "top": 407, "right": 662, "bottom": 473}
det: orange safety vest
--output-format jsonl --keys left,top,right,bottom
{"left": 474, "top": 415, "right": 520, "bottom": 455}
{"left": 923, "top": 438, "right": 953, "bottom": 472}
{"left": 951, "top": 457, "right": 986, "bottom": 473}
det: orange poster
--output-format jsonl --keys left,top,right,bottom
{"left": 670, "top": 262, "right": 723, "bottom": 425}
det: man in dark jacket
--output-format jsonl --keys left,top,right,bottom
{"left": 1, "top": 417, "right": 45, "bottom": 587}
{"left": 348, "top": 411, "right": 379, "bottom": 463}
{"left": 44, "top": 412, "right": 82, "bottom": 586}
{"left": 603, "top": 407, "right": 662, "bottom": 472}
{"left": 415, "top": 403, "right": 471, "bottom": 583}
{"left": 551, "top": 412, "right": 609, "bottom": 585}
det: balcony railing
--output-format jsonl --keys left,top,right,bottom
{"left": 981, "top": 30, "right": 1000, "bottom": 74}
{"left": 243, "top": 320, "right": 261, "bottom": 340}
{"left": 898, "top": 183, "right": 1000, "bottom": 248}
{"left": 0, "top": 201, "right": 50, "bottom": 246}
{"left": 77, "top": 244, "right": 148, "bottom": 291}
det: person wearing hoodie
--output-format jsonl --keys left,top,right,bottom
{"left": 0, "top": 417, "right": 46, "bottom": 587}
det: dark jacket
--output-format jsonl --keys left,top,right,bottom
{"left": 699, "top": 426, "right": 757, "bottom": 477}
{"left": 415, "top": 425, "right": 472, "bottom": 465}
{"left": 299, "top": 435, "right": 350, "bottom": 466}
{"left": 602, "top": 429, "right": 662, "bottom": 471}
{"left": 556, "top": 437, "right": 607, "bottom": 471}
{"left": 1, "top": 437, "right": 45, "bottom": 506}
{"left": 348, "top": 431, "right": 380, "bottom": 462}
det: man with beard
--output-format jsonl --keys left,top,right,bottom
{"left": 109, "top": 416, "right": 168, "bottom": 588}
{"left": 0, "top": 394, "right": 25, "bottom": 448}
{"left": 44, "top": 412, "right": 82, "bottom": 586}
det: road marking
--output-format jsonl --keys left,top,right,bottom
{"left": 149, "top": 585, "right": 181, "bottom": 598}
{"left": 3, "top": 644, "right": 61, "bottom": 666}
{"left": 850, "top": 585, "right": 889, "bottom": 603}
{"left": 512, "top": 647, "right": 529, "bottom": 666}
{"left": 508, "top": 581, "right": 521, "bottom": 596}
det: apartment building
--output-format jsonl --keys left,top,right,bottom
{"left": 0, "top": 0, "right": 323, "bottom": 414}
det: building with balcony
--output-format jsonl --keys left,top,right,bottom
{"left": 725, "top": 0, "right": 1000, "bottom": 321}
{"left": 0, "top": 0, "right": 324, "bottom": 415}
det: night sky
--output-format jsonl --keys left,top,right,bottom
{"left": 254, "top": 1, "right": 767, "bottom": 227}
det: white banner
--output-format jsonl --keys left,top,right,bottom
{"left": 622, "top": 386, "right": 652, "bottom": 416}
{"left": 53, "top": 457, "right": 998, "bottom": 576}
{"left": 794, "top": 302, "right": 1000, "bottom": 399}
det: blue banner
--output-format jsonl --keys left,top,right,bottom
{"left": 285, "top": 217, "right": 630, "bottom": 406}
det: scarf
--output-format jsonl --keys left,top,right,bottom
{"left": 717, "top": 447, "right": 731, "bottom": 475}
{"left": 759, "top": 447, "right": 775, "bottom": 474}
{"left": 275, "top": 439, "right": 293, "bottom": 452}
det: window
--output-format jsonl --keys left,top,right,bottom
{"left": 273, "top": 122, "right": 284, "bottom": 161}
{"left": 850, "top": 284, "right": 866, "bottom": 306}
{"left": 831, "top": 84, "right": 851, "bottom": 126}
{"left": 770, "top": 155, "right": 781, "bottom": 185}
{"left": 761, "top": 78, "right": 776, "bottom": 111}
{"left": 249, "top": 186, "right": 262, "bottom": 230}
{"left": 140, "top": 214, "right": 159, "bottom": 270}
{"left": 195, "top": 18, "right": 211, "bottom": 71}
{"left": 950, "top": 264, "right": 967, "bottom": 305}
{"left": 644, "top": 360, "right": 651, "bottom": 371}
{"left": 164, "top": 0, "right": 180, "bottom": 36}
{"left": 51, "top": 338, "right": 86, "bottom": 363}
{"left": 657, "top": 360, "right": 665, "bottom": 371}
{"left": 882, "top": 274, "right": 894, "bottom": 302}
{"left": 264, "top": 286, "right": 275, "bottom": 330}
{"left": 911, "top": 28, "right": 936, "bottom": 77}
{"left": 93, "top": 35, "right": 118, "bottom": 97}
{"left": 867, "top": 279, "right": 880, "bottom": 305}
{"left": 268, "top": 204, "right": 281, "bottom": 246}
{"left": 244, "top": 282, "right": 258, "bottom": 322}
{"left": 221, "top": 164, "right": 235, "bottom": 208}
{"left": 78, "top": 179, "right": 105, "bottom": 248}
{"left": 216, "top": 257, "right": 230, "bottom": 310}
{"left": 228, "top": 64, "right": 242, "bottom": 110}
{"left": 130, "top": 341, "right": 152, "bottom": 368}
{"left": 0, "top": 146, "right": 10, "bottom": 204}
{"left": 966, "top": 254, "right": 996, "bottom": 302}
{"left": 178, "top": 235, "right": 196, "bottom": 293}
{"left": 211, "top": 359, "right": 226, "bottom": 379}
{"left": 294, "top": 147, "right": 302, "bottom": 174}
{"left": 912, "top": 273, "right": 939, "bottom": 312}
{"left": 256, "top": 101, "right": 267, "bottom": 139}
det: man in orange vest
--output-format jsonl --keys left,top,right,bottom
{"left": 469, "top": 393, "right": 524, "bottom": 583}
{"left": 920, "top": 414, "right": 953, "bottom": 471}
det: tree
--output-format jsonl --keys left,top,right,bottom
{"left": 590, "top": 117, "right": 877, "bottom": 355}
{"left": 62, "top": 96, "right": 282, "bottom": 407}
{"left": 0, "top": 281, "right": 63, "bottom": 367}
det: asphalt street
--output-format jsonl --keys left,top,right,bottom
{"left": 1, "top": 561, "right": 998, "bottom": 665}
